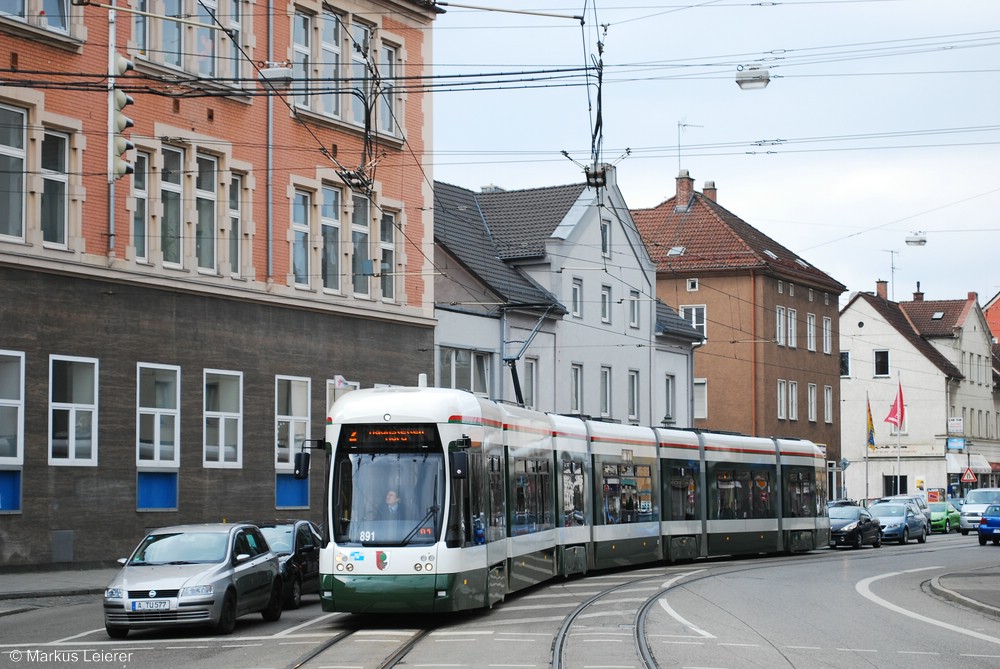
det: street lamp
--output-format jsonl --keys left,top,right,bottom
{"left": 905, "top": 231, "right": 927, "bottom": 246}
{"left": 736, "top": 66, "right": 770, "bottom": 90}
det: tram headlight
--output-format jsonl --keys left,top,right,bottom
{"left": 336, "top": 563, "right": 345, "bottom": 571}
{"left": 414, "top": 563, "right": 423, "bottom": 571}
{"left": 424, "top": 562, "right": 433, "bottom": 572}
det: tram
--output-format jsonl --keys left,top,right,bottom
{"left": 297, "top": 386, "right": 829, "bottom": 614}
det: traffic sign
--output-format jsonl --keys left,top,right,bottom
{"left": 961, "top": 467, "right": 977, "bottom": 484}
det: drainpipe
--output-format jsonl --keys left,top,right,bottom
{"left": 751, "top": 270, "right": 757, "bottom": 435}
{"left": 266, "top": 0, "right": 274, "bottom": 279}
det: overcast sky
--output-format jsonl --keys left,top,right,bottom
{"left": 430, "top": 1, "right": 1000, "bottom": 308}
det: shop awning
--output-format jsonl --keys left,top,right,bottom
{"left": 946, "top": 453, "right": 993, "bottom": 474}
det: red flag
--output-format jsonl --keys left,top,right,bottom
{"left": 884, "top": 381, "right": 905, "bottom": 427}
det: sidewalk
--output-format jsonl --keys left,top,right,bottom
{"left": 0, "top": 564, "right": 998, "bottom": 618}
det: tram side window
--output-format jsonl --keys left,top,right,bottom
{"left": 784, "top": 466, "right": 818, "bottom": 517}
{"left": 707, "top": 463, "right": 776, "bottom": 520}
{"left": 561, "top": 458, "right": 586, "bottom": 526}
{"left": 512, "top": 458, "right": 552, "bottom": 535}
{"left": 598, "top": 460, "right": 654, "bottom": 524}
{"left": 488, "top": 455, "right": 505, "bottom": 541}
{"left": 664, "top": 459, "right": 700, "bottom": 521}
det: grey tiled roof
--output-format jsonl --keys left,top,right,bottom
{"left": 475, "top": 183, "right": 589, "bottom": 259}
{"left": 434, "top": 181, "right": 565, "bottom": 311}
{"left": 656, "top": 300, "right": 704, "bottom": 342}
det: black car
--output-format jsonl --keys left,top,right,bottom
{"left": 829, "top": 505, "right": 882, "bottom": 549}
{"left": 256, "top": 520, "right": 322, "bottom": 609}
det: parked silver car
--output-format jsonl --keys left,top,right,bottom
{"left": 869, "top": 503, "right": 928, "bottom": 544}
{"left": 103, "top": 523, "right": 282, "bottom": 638}
{"left": 960, "top": 488, "right": 1000, "bottom": 535}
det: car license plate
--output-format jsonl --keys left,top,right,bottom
{"left": 131, "top": 599, "right": 170, "bottom": 611}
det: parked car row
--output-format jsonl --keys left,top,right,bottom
{"left": 103, "top": 519, "right": 322, "bottom": 638}
{"left": 828, "top": 496, "right": 930, "bottom": 548}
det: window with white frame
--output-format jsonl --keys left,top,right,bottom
{"left": 195, "top": 0, "right": 218, "bottom": 76}
{"left": 600, "top": 366, "right": 611, "bottom": 417}
{"left": 292, "top": 11, "right": 311, "bottom": 108}
{"left": 789, "top": 283, "right": 795, "bottom": 296}
{"left": 350, "top": 22, "right": 372, "bottom": 126}
{"left": 874, "top": 350, "right": 890, "bottom": 377}
{"left": 0, "top": 351, "right": 25, "bottom": 465}
{"left": 523, "top": 357, "right": 537, "bottom": 410}
{"left": 681, "top": 305, "right": 705, "bottom": 338}
{"left": 378, "top": 42, "right": 397, "bottom": 135}
{"left": 663, "top": 374, "right": 675, "bottom": 423}
{"left": 822, "top": 316, "right": 832, "bottom": 354}
{"left": 788, "top": 381, "right": 798, "bottom": 420}
{"left": 204, "top": 370, "right": 241, "bottom": 467}
{"left": 440, "top": 348, "right": 489, "bottom": 395}
{"left": 570, "top": 278, "right": 583, "bottom": 317}
{"left": 137, "top": 364, "right": 180, "bottom": 466}
{"left": 840, "top": 351, "right": 850, "bottom": 377}
{"left": 806, "top": 313, "right": 816, "bottom": 351}
{"left": 49, "top": 356, "right": 98, "bottom": 466}
{"left": 628, "top": 370, "right": 640, "bottom": 421}
{"left": 293, "top": 9, "right": 343, "bottom": 117}
{"left": 352, "top": 195, "right": 371, "bottom": 296}
{"left": 775, "top": 306, "right": 786, "bottom": 345}
{"left": 787, "top": 309, "right": 797, "bottom": 348}
{"left": 693, "top": 379, "right": 707, "bottom": 420}
{"left": 133, "top": 152, "right": 150, "bottom": 262}
{"left": 40, "top": 131, "right": 68, "bottom": 247}
{"left": 600, "top": 286, "right": 611, "bottom": 324}
{"left": 824, "top": 385, "right": 833, "bottom": 423}
{"left": 1, "top": 0, "right": 77, "bottom": 36}
{"left": 0, "top": 105, "right": 25, "bottom": 241}
{"left": 320, "top": 11, "right": 342, "bottom": 116}
{"left": 134, "top": 0, "right": 243, "bottom": 80}
{"left": 629, "top": 290, "right": 640, "bottom": 328}
{"left": 600, "top": 220, "right": 610, "bottom": 257}
{"left": 276, "top": 376, "right": 310, "bottom": 469}
{"left": 807, "top": 383, "right": 817, "bottom": 422}
{"left": 160, "top": 147, "right": 183, "bottom": 266}
{"left": 326, "top": 376, "right": 359, "bottom": 411}
{"left": 195, "top": 155, "right": 217, "bottom": 272}
{"left": 292, "top": 190, "right": 310, "bottom": 286}
{"left": 321, "top": 185, "right": 341, "bottom": 291}
{"left": 570, "top": 364, "right": 583, "bottom": 414}
{"left": 228, "top": 174, "right": 243, "bottom": 277}
{"left": 380, "top": 211, "right": 396, "bottom": 301}
{"left": 777, "top": 380, "right": 787, "bottom": 420}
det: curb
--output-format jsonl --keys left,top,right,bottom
{"left": 0, "top": 587, "right": 106, "bottom": 602}
{"left": 927, "top": 576, "right": 1000, "bottom": 620}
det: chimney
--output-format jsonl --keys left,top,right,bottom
{"left": 674, "top": 169, "right": 694, "bottom": 212}
{"left": 875, "top": 280, "right": 888, "bottom": 300}
{"left": 703, "top": 181, "right": 717, "bottom": 202}
{"left": 912, "top": 280, "right": 923, "bottom": 302}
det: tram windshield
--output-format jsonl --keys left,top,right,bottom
{"left": 332, "top": 425, "right": 445, "bottom": 547}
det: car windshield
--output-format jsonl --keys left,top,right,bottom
{"left": 870, "top": 504, "right": 907, "bottom": 518}
{"left": 259, "top": 525, "right": 295, "bottom": 553}
{"left": 129, "top": 531, "right": 229, "bottom": 565}
{"left": 985, "top": 505, "right": 1000, "bottom": 516}
{"left": 965, "top": 490, "right": 1000, "bottom": 505}
{"left": 829, "top": 507, "right": 861, "bottom": 520}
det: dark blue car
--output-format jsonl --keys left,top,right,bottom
{"left": 977, "top": 504, "right": 1000, "bottom": 546}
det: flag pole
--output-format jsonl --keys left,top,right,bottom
{"left": 895, "top": 374, "right": 901, "bottom": 495}
{"left": 865, "top": 392, "right": 870, "bottom": 501}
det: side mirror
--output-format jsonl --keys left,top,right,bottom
{"left": 451, "top": 449, "right": 468, "bottom": 480}
{"left": 294, "top": 451, "right": 310, "bottom": 479}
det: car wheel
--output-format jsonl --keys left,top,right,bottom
{"left": 873, "top": 533, "right": 882, "bottom": 548}
{"left": 944, "top": 520, "right": 951, "bottom": 533}
{"left": 917, "top": 526, "right": 927, "bottom": 544}
{"left": 105, "top": 625, "right": 128, "bottom": 639}
{"left": 287, "top": 576, "right": 302, "bottom": 610}
{"left": 899, "top": 528, "right": 908, "bottom": 545}
{"left": 994, "top": 538, "right": 1000, "bottom": 546}
{"left": 216, "top": 590, "right": 237, "bottom": 635}
{"left": 979, "top": 535, "right": 988, "bottom": 546}
{"left": 261, "top": 580, "right": 283, "bottom": 622}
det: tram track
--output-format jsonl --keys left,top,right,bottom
{"left": 286, "top": 625, "right": 434, "bottom": 669}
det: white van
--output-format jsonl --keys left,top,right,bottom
{"left": 958, "top": 488, "right": 1000, "bottom": 535}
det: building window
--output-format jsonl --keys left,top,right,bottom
{"left": 204, "top": 370, "right": 242, "bottom": 468}
{"left": 275, "top": 376, "right": 310, "bottom": 470}
{"left": 788, "top": 381, "right": 798, "bottom": 420}
{"left": 777, "top": 380, "right": 787, "bottom": 420}
{"left": 808, "top": 288, "right": 814, "bottom": 302}
{"left": 687, "top": 278, "right": 698, "bottom": 292}
{"left": 600, "top": 366, "right": 611, "bottom": 417}
{"left": 571, "top": 278, "right": 583, "bottom": 318}
{"left": 787, "top": 309, "right": 797, "bottom": 348}
{"left": 570, "top": 364, "right": 583, "bottom": 414}
{"left": 40, "top": 131, "right": 68, "bottom": 248}
{"left": 806, "top": 313, "right": 816, "bottom": 352}
{"left": 380, "top": 211, "right": 396, "bottom": 301}
{"left": 776, "top": 306, "right": 786, "bottom": 346}
{"left": 292, "top": 190, "right": 310, "bottom": 286}
{"left": 693, "top": 379, "right": 707, "bottom": 420}
{"left": 352, "top": 195, "right": 370, "bottom": 296}
{"left": 133, "top": 152, "right": 150, "bottom": 262}
{"left": 789, "top": 283, "right": 795, "bottom": 297}
{"left": 822, "top": 316, "right": 832, "bottom": 354}
{"left": 0, "top": 105, "right": 25, "bottom": 241}
{"left": 824, "top": 385, "right": 833, "bottom": 424}
{"left": 292, "top": 11, "right": 312, "bottom": 108}
{"left": 138, "top": 0, "right": 242, "bottom": 79}
{"left": 162, "top": 0, "right": 184, "bottom": 67}
{"left": 777, "top": 280, "right": 783, "bottom": 294}
{"left": 294, "top": 9, "right": 343, "bottom": 116}
{"left": 523, "top": 358, "right": 537, "bottom": 410}
{"left": 600, "top": 220, "right": 610, "bottom": 257}
{"left": 0, "top": 351, "right": 25, "bottom": 467}
{"left": 195, "top": 154, "right": 217, "bottom": 272}
{"left": 378, "top": 43, "right": 397, "bottom": 135}
{"left": 874, "top": 350, "right": 890, "bottom": 377}
{"left": 629, "top": 290, "right": 640, "bottom": 328}
{"left": 228, "top": 174, "right": 243, "bottom": 277}
{"left": 681, "top": 305, "right": 705, "bottom": 339}
{"left": 441, "top": 348, "right": 489, "bottom": 395}
{"left": 321, "top": 185, "right": 341, "bottom": 291}
{"left": 628, "top": 370, "right": 640, "bottom": 421}
{"left": 49, "top": 356, "right": 98, "bottom": 467}
{"left": 663, "top": 374, "right": 675, "bottom": 424}
{"left": 600, "top": 286, "right": 612, "bottom": 324}
{"left": 350, "top": 22, "right": 372, "bottom": 126}
{"left": 2, "top": 0, "right": 75, "bottom": 34}
{"left": 840, "top": 351, "right": 850, "bottom": 377}
{"left": 137, "top": 364, "right": 180, "bottom": 466}
{"left": 160, "top": 147, "right": 183, "bottom": 266}
{"left": 807, "top": 383, "right": 817, "bottom": 422}
{"left": 320, "top": 11, "right": 342, "bottom": 116}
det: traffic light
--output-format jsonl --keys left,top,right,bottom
{"left": 111, "top": 53, "right": 135, "bottom": 180}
